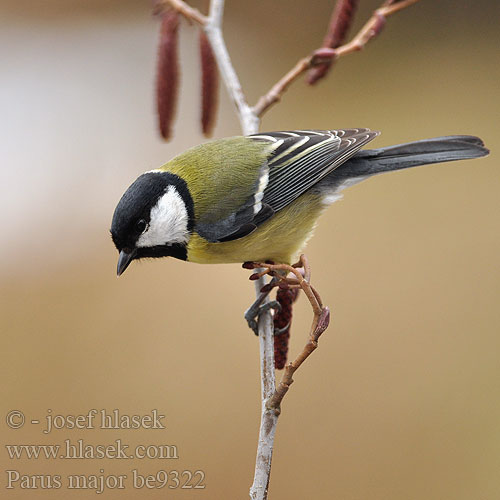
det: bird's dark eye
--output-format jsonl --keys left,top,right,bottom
{"left": 136, "top": 219, "right": 148, "bottom": 233}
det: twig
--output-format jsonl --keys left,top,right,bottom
{"left": 204, "top": 0, "right": 259, "bottom": 135}
{"left": 243, "top": 255, "right": 330, "bottom": 412}
{"left": 253, "top": 0, "right": 420, "bottom": 117}
{"left": 249, "top": 277, "right": 277, "bottom": 500}
{"left": 268, "top": 307, "right": 330, "bottom": 411}
{"left": 246, "top": 255, "right": 330, "bottom": 500}
{"left": 162, "top": 0, "right": 420, "bottom": 125}
{"left": 161, "top": 0, "right": 206, "bottom": 25}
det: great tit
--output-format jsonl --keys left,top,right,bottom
{"left": 111, "top": 129, "right": 488, "bottom": 276}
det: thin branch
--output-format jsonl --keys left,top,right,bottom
{"left": 268, "top": 307, "right": 330, "bottom": 411}
{"left": 249, "top": 276, "right": 277, "bottom": 500}
{"left": 207, "top": 0, "right": 224, "bottom": 26}
{"left": 252, "top": 0, "right": 420, "bottom": 117}
{"left": 204, "top": 0, "right": 259, "bottom": 135}
{"left": 246, "top": 255, "right": 330, "bottom": 500}
{"left": 252, "top": 57, "right": 312, "bottom": 119}
{"left": 161, "top": 0, "right": 206, "bottom": 25}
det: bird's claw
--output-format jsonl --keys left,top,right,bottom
{"left": 273, "top": 322, "right": 290, "bottom": 336}
{"left": 245, "top": 300, "right": 281, "bottom": 335}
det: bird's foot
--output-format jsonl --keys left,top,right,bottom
{"left": 243, "top": 254, "right": 329, "bottom": 337}
{"left": 273, "top": 322, "right": 290, "bottom": 336}
{"left": 244, "top": 297, "right": 282, "bottom": 336}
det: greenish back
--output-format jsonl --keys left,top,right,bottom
{"left": 161, "top": 137, "right": 268, "bottom": 222}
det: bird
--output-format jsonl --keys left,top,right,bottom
{"left": 111, "top": 129, "right": 488, "bottom": 276}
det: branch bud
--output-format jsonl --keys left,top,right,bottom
{"left": 314, "top": 307, "right": 331, "bottom": 339}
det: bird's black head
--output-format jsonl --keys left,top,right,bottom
{"left": 110, "top": 171, "right": 194, "bottom": 276}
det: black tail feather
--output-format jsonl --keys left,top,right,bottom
{"left": 337, "top": 135, "right": 489, "bottom": 179}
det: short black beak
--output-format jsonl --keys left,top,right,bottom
{"left": 117, "top": 249, "right": 137, "bottom": 277}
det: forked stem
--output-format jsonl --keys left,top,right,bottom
{"left": 245, "top": 255, "right": 331, "bottom": 414}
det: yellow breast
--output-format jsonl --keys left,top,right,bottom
{"left": 186, "top": 192, "right": 325, "bottom": 264}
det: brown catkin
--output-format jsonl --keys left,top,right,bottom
{"left": 156, "top": 9, "right": 180, "bottom": 140}
{"left": 273, "top": 288, "right": 300, "bottom": 370}
{"left": 307, "top": 0, "right": 359, "bottom": 85}
{"left": 199, "top": 29, "right": 219, "bottom": 137}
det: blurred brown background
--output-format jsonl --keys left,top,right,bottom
{"left": 1, "top": 0, "right": 499, "bottom": 498}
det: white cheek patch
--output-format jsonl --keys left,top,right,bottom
{"left": 136, "top": 186, "right": 189, "bottom": 248}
